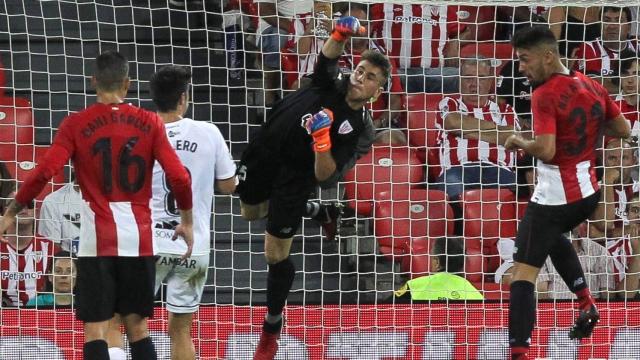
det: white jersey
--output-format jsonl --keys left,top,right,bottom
{"left": 151, "top": 118, "right": 236, "bottom": 256}
{"left": 37, "top": 183, "right": 84, "bottom": 253}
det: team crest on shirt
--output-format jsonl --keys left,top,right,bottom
{"left": 33, "top": 251, "right": 43, "bottom": 262}
{"left": 338, "top": 120, "right": 354, "bottom": 134}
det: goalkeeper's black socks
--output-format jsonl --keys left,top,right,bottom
{"left": 130, "top": 336, "right": 157, "bottom": 360}
{"left": 83, "top": 340, "right": 109, "bottom": 360}
{"left": 509, "top": 281, "right": 535, "bottom": 358}
{"left": 266, "top": 257, "right": 296, "bottom": 317}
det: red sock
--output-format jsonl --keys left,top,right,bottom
{"left": 576, "top": 288, "right": 595, "bottom": 310}
{"left": 511, "top": 346, "right": 529, "bottom": 360}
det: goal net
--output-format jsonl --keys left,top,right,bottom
{"left": 0, "top": 0, "right": 639, "bottom": 359}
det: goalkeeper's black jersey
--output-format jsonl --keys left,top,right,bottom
{"left": 249, "top": 52, "right": 375, "bottom": 186}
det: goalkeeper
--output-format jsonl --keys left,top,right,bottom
{"left": 236, "top": 16, "right": 390, "bottom": 360}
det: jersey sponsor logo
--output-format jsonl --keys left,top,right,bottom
{"left": 167, "top": 129, "right": 180, "bottom": 137}
{"left": 0, "top": 270, "right": 43, "bottom": 280}
{"left": 393, "top": 16, "right": 438, "bottom": 26}
{"left": 338, "top": 120, "right": 354, "bottom": 134}
{"left": 157, "top": 256, "right": 197, "bottom": 268}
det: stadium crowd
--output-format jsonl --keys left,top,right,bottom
{"left": 0, "top": 1, "right": 639, "bottom": 318}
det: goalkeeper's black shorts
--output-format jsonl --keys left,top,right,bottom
{"left": 237, "top": 143, "right": 315, "bottom": 240}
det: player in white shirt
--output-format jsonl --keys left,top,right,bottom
{"left": 150, "top": 65, "right": 236, "bottom": 360}
{"left": 38, "top": 179, "right": 83, "bottom": 254}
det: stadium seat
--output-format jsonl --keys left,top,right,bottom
{"left": 403, "top": 236, "right": 433, "bottom": 278}
{"left": 343, "top": 145, "right": 424, "bottom": 216}
{"left": 472, "top": 281, "right": 510, "bottom": 300}
{"left": 0, "top": 97, "right": 35, "bottom": 164}
{"left": 405, "top": 93, "right": 449, "bottom": 181}
{"left": 406, "top": 93, "right": 441, "bottom": 150}
{"left": 281, "top": 50, "right": 299, "bottom": 90}
{"left": 373, "top": 188, "right": 453, "bottom": 268}
{"left": 461, "top": 189, "right": 517, "bottom": 282}
{"left": 6, "top": 145, "right": 66, "bottom": 207}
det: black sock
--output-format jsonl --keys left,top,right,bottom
{"left": 130, "top": 337, "right": 157, "bottom": 360}
{"left": 509, "top": 281, "right": 536, "bottom": 349}
{"left": 266, "top": 257, "right": 296, "bottom": 318}
{"left": 83, "top": 340, "right": 109, "bottom": 360}
{"left": 549, "top": 236, "right": 587, "bottom": 293}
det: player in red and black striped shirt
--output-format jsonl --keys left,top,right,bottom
{"left": 505, "top": 26, "right": 631, "bottom": 360}
{"left": 0, "top": 51, "right": 193, "bottom": 360}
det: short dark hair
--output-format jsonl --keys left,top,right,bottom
{"left": 360, "top": 50, "right": 391, "bottom": 87}
{"left": 150, "top": 65, "right": 192, "bottom": 112}
{"left": 511, "top": 25, "right": 559, "bottom": 54}
{"left": 54, "top": 250, "right": 74, "bottom": 261}
{"left": 612, "top": 48, "right": 638, "bottom": 86}
{"left": 94, "top": 51, "right": 129, "bottom": 92}
{"left": 432, "top": 237, "right": 465, "bottom": 273}
{"left": 601, "top": 6, "right": 632, "bottom": 24}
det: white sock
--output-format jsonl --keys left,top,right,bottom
{"left": 108, "top": 347, "right": 127, "bottom": 360}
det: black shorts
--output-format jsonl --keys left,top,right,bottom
{"left": 76, "top": 256, "right": 156, "bottom": 322}
{"left": 237, "top": 144, "right": 314, "bottom": 239}
{"left": 514, "top": 191, "right": 600, "bottom": 268}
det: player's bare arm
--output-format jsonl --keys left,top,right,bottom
{"left": 216, "top": 176, "right": 237, "bottom": 195}
{"left": 173, "top": 208, "right": 194, "bottom": 260}
{"left": 605, "top": 114, "right": 632, "bottom": 139}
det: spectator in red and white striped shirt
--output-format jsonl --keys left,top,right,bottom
{"left": 572, "top": 7, "right": 638, "bottom": 94}
{"left": 435, "top": 57, "right": 520, "bottom": 200}
{"left": 0, "top": 193, "right": 56, "bottom": 307}
{"left": 255, "top": 0, "right": 313, "bottom": 107}
{"left": 614, "top": 52, "right": 640, "bottom": 138}
{"left": 589, "top": 138, "right": 638, "bottom": 286}
{"left": 289, "top": 3, "right": 405, "bottom": 128}
{"left": 370, "top": 3, "right": 471, "bottom": 93}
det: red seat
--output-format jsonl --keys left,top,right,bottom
{"left": 6, "top": 145, "right": 66, "bottom": 208}
{"left": 0, "top": 97, "right": 35, "bottom": 163}
{"left": 517, "top": 200, "right": 528, "bottom": 220}
{"left": 343, "top": 145, "right": 424, "bottom": 216}
{"left": 405, "top": 93, "right": 450, "bottom": 181}
{"left": 472, "top": 281, "right": 510, "bottom": 300}
{"left": 374, "top": 188, "right": 453, "bottom": 267}
{"left": 281, "top": 51, "right": 299, "bottom": 89}
{"left": 403, "top": 236, "right": 433, "bottom": 278}
{"left": 461, "top": 189, "right": 517, "bottom": 282}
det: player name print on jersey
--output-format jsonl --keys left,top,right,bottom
{"left": 81, "top": 112, "right": 152, "bottom": 138}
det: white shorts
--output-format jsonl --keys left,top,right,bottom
{"left": 155, "top": 253, "right": 209, "bottom": 314}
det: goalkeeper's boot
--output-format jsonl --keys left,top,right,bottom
{"left": 320, "top": 202, "right": 344, "bottom": 242}
{"left": 253, "top": 318, "right": 283, "bottom": 360}
{"left": 569, "top": 303, "right": 600, "bottom": 340}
